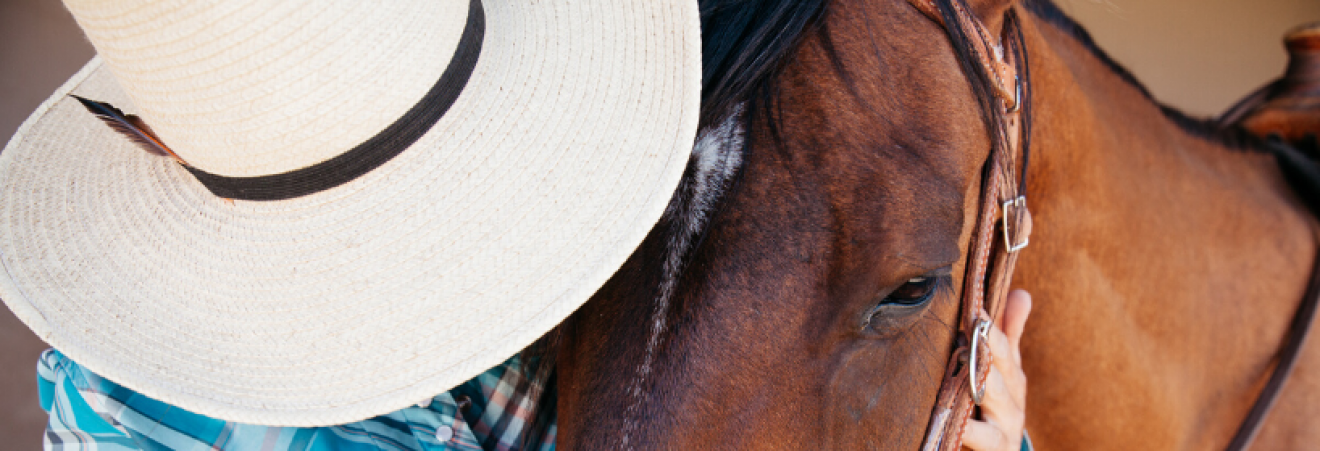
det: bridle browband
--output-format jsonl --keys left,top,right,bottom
{"left": 909, "top": 1, "right": 1320, "bottom": 450}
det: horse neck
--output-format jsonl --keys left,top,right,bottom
{"left": 1012, "top": 10, "right": 1319, "bottom": 449}
{"left": 1021, "top": 12, "right": 1315, "bottom": 257}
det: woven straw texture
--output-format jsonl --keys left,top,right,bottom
{"left": 0, "top": 0, "right": 700, "bottom": 426}
{"left": 66, "top": 0, "right": 470, "bottom": 177}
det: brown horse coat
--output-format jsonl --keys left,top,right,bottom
{"left": 1016, "top": 5, "right": 1319, "bottom": 449}
{"left": 554, "top": 0, "right": 1320, "bottom": 448}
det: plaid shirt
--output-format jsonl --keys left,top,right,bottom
{"left": 37, "top": 349, "right": 556, "bottom": 451}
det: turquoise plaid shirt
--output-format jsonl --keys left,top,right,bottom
{"left": 37, "top": 349, "right": 556, "bottom": 451}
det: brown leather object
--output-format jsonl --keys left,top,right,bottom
{"left": 1221, "top": 22, "right": 1320, "bottom": 143}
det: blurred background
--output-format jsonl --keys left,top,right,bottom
{"left": 2, "top": 0, "right": 1319, "bottom": 449}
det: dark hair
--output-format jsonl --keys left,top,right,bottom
{"left": 698, "top": 0, "right": 829, "bottom": 131}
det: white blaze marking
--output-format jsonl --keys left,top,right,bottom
{"left": 620, "top": 107, "right": 746, "bottom": 448}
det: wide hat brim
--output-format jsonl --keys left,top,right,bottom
{"left": 0, "top": 1, "right": 699, "bottom": 426}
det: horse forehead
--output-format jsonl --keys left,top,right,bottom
{"left": 836, "top": 152, "right": 968, "bottom": 257}
{"left": 775, "top": 2, "right": 989, "bottom": 194}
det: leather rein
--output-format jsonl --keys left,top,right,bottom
{"left": 907, "top": 0, "right": 1320, "bottom": 450}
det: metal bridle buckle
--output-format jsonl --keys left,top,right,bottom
{"left": 1005, "top": 75, "right": 1022, "bottom": 114}
{"left": 1002, "top": 195, "right": 1029, "bottom": 253}
{"left": 969, "top": 318, "right": 993, "bottom": 406}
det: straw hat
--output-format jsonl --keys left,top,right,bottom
{"left": 0, "top": 0, "right": 699, "bottom": 426}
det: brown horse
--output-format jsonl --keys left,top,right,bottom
{"left": 548, "top": 0, "right": 1320, "bottom": 449}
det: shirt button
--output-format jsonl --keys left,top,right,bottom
{"left": 436, "top": 425, "right": 454, "bottom": 442}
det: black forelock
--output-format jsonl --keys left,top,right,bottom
{"left": 698, "top": 0, "right": 830, "bottom": 132}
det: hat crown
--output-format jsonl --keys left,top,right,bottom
{"left": 64, "top": 0, "right": 469, "bottom": 177}
{"left": 6, "top": 0, "right": 700, "bottom": 426}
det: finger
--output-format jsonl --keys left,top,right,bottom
{"left": 987, "top": 322, "right": 1026, "bottom": 405}
{"left": 1020, "top": 209, "right": 1032, "bottom": 239}
{"left": 1002, "top": 289, "right": 1033, "bottom": 361}
{"left": 969, "top": 368, "right": 1025, "bottom": 451}
{"left": 961, "top": 418, "right": 1010, "bottom": 451}
{"left": 979, "top": 365, "right": 1025, "bottom": 431}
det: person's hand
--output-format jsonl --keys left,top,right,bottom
{"left": 962, "top": 289, "right": 1032, "bottom": 451}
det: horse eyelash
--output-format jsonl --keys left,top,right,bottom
{"left": 862, "top": 276, "right": 952, "bottom": 331}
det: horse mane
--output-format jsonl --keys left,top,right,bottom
{"left": 1019, "top": 0, "right": 1266, "bottom": 151}
{"left": 697, "top": 0, "right": 1272, "bottom": 151}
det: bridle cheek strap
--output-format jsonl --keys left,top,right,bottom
{"left": 921, "top": 139, "right": 1030, "bottom": 451}
{"left": 908, "top": 0, "right": 1023, "bottom": 116}
{"left": 908, "top": 0, "right": 1032, "bottom": 450}
{"left": 912, "top": 2, "right": 1320, "bottom": 451}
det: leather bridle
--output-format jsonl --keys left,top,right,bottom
{"left": 903, "top": 0, "right": 1032, "bottom": 450}
{"left": 907, "top": 1, "right": 1320, "bottom": 450}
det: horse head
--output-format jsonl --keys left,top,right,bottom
{"left": 554, "top": 0, "right": 1025, "bottom": 447}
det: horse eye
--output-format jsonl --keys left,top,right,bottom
{"left": 863, "top": 275, "right": 943, "bottom": 332}
{"left": 882, "top": 276, "right": 939, "bottom": 306}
